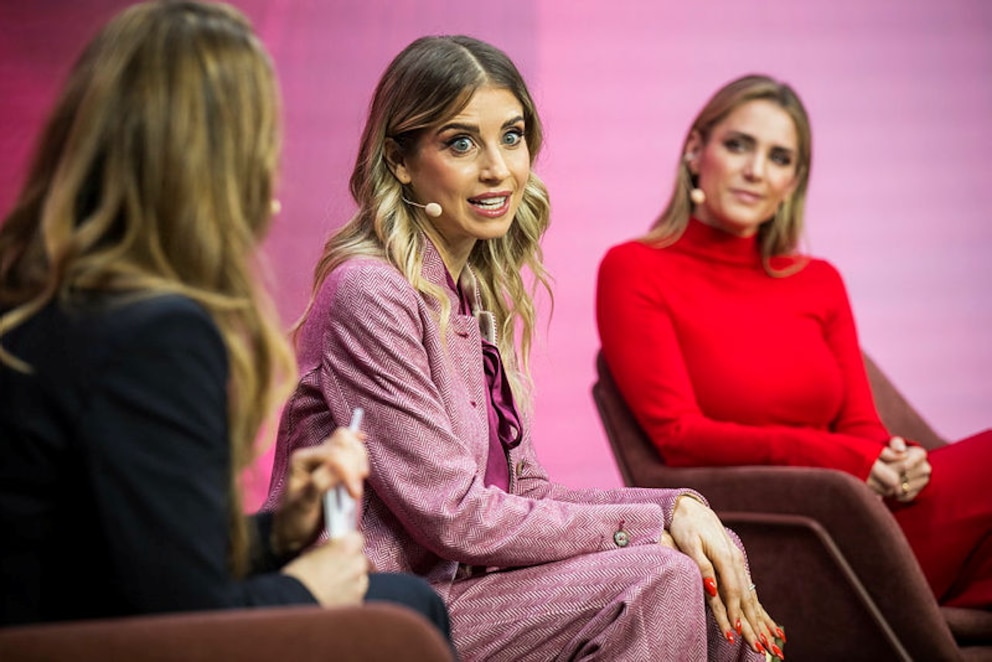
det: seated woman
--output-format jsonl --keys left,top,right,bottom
{"left": 596, "top": 74, "right": 992, "bottom": 610}
{"left": 0, "top": 0, "right": 449, "bottom": 637}
{"left": 265, "top": 35, "right": 783, "bottom": 660}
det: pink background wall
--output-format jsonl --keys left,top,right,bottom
{"left": 2, "top": 1, "right": 989, "bottom": 509}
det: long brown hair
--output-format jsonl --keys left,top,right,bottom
{"left": 0, "top": 0, "right": 294, "bottom": 576}
{"left": 304, "top": 35, "right": 552, "bottom": 402}
{"left": 645, "top": 74, "right": 813, "bottom": 271}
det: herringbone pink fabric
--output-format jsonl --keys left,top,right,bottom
{"left": 266, "top": 239, "right": 761, "bottom": 661}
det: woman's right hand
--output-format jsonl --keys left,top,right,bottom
{"left": 272, "top": 427, "right": 369, "bottom": 557}
{"left": 281, "top": 531, "right": 369, "bottom": 607}
{"left": 667, "top": 495, "right": 783, "bottom": 657}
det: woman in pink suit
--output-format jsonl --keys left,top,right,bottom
{"left": 266, "top": 37, "right": 783, "bottom": 660}
{"left": 596, "top": 74, "right": 992, "bottom": 610}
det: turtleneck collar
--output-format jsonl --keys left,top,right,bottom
{"left": 671, "top": 217, "right": 763, "bottom": 267}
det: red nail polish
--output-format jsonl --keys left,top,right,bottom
{"left": 760, "top": 633, "right": 769, "bottom": 647}
{"left": 725, "top": 630, "right": 735, "bottom": 644}
{"left": 772, "top": 643, "right": 784, "bottom": 659}
{"left": 755, "top": 641, "right": 766, "bottom": 654}
{"left": 775, "top": 627, "right": 787, "bottom": 642}
{"left": 735, "top": 619, "right": 742, "bottom": 635}
{"left": 703, "top": 577, "right": 717, "bottom": 597}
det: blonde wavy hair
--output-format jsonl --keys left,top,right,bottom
{"left": 304, "top": 35, "right": 552, "bottom": 403}
{"left": 0, "top": 1, "right": 294, "bottom": 576}
{"left": 645, "top": 74, "right": 813, "bottom": 274}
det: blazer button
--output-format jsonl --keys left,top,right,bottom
{"left": 613, "top": 530, "right": 630, "bottom": 548}
{"left": 515, "top": 460, "right": 526, "bottom": 476}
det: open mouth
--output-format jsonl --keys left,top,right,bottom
{"left": 469, "top": 194, "right": 511, "bottom": 216}
{"left": 470, "top": 195, "right": 508, "bottom": 209}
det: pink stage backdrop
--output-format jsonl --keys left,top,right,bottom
{"left": 2, "top": 1, "right": 989, "bottom": 510}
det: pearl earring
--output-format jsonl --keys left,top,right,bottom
{"left": 270, "top": 199, "right": 282, "bottom": 215}
{"left": 689, "top": 188, "right": 706, "bottom": 205}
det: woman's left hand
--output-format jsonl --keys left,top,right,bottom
{"left": 271, "top": 426, "right": 369, "bottom": 557}
{"left": 886, "top": 437, "right": 931, "bottom": 502}
{"left": 668, "top": 495, "right": 784, "bottom": 657}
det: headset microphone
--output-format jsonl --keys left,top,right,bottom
{"left": 402, "top": 197, "right": 442, "bottom": 218}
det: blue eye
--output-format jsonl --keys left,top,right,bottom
{"left": 503, "top": 130, "right": 524, "bottom": 147}
{"left": 724, "top": 138, "right": 745, "bottom": 152}
{"left": 448, "top": 136, "right": 474, "bottom": 154}
{"left": 771, "top": 151, "right": 793, "bottom": 166}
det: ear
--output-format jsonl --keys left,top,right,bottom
{"left": 683, "top": 130, "right": 703, "bottom": 174}
{"left": 384, "top": 138, "right": 412, "bottom": 185}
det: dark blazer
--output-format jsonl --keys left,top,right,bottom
{"left": 0, "top": 293, "right": 314, "bottom": 626}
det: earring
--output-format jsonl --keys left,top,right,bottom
{"left": 270, "top": 199, "right": 282, "bottom": 215}
{"left": 690, "top": 188, "right": 706, "bottom": 205}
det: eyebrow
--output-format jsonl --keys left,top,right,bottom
{"left": 436, "top": 115, "right": 525, "bottom": 135}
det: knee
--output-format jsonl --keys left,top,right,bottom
{"left": 632, "top": 546, "right": 705, "bottom": 602}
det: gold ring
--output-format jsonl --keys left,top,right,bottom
{"left": 900, "top": 480, "right": 910, "bottom": 496}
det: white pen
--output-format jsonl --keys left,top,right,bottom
{"left": 324, "top": 407, "right": 364, "bottom": 539}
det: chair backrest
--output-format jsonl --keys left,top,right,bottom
{"left": 861, "top": 353, "right": 946, "bottom": 449}
{"left": 594, "top": 350, "right": 947, "bottom": 486}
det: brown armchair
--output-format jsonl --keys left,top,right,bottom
{"left": 0, "top": 604, "right": 455, "bottom": 662}
{"left": 593, "top": 350, "right": 992, "bottom": 662}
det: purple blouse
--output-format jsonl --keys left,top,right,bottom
{"left": 445, "top": 272, "right": 522, "bottom": 490}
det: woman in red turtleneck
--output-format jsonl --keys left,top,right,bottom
{"left": 596, "top": 74, "right": 992, "bottom": 609}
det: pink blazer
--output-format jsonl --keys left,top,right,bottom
{"left": 266, "top": 239, "right": 699, "bottom": 599}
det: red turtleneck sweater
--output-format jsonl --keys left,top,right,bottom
{"left": 596, "top": 218, "right": 889, "bottom": 479}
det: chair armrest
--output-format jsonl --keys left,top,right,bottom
{"left": 0, "top": 604, "right": 454, "bottom": 662}
{"left": 651, "top": 464, "right": 959, "bottom": 660}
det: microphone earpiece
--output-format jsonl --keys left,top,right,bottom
{"left": 402, "top": 197, "right": 443, "bottom": 218}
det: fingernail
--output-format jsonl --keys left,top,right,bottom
{"left": 755, "top": 641, "right": 766, "bottom": 654}
{"left": 760, "top": 633, "right": 769, "bottom": 647}
{"left": 703, "top": 577, "right": 717, "bottom": 597}
{"left": 772, "top": 643, "right": 784, "bottom": 659}
{"left": 775, "top": 627, "right": 787, "bottom": 642}
{"left": 725, "top": 630, "right": 735, "bottom": 644}
{"left": 735, "top": 619, "right": 742, "bottom": 635}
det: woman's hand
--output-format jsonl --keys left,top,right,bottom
{"left": 866, "top": 444, "right": 904, "bottom": 497}
{"left": 886, "top": 437, "right": 931, "bottom": 501}
{"left": 282, "top": 531, "right": 370, "bottom": 607}
{"left": 271, "top": 426, "right": 369, "bottom": 557}
{"left": 668, "top": 495, "right": 784, "bottom": 657}
{"left": 867, "top": 437, "right": 931, "bottom": 501}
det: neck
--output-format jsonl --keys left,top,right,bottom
{"left": 693, "top": 208, "right": 759, "bottom": 238}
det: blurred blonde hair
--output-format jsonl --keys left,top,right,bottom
{"left": 0, "top": 0, "right": 293, "bottom": 576}
{"left": 645, "top": 74, "right": 813, "bottom": 273}
{"left": 304, "top": 35, "right": 551, "bottom": 404}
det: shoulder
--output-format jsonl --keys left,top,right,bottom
{"left": 793, "top": 257, "right": 846, "bottom": 288}
{"left": 599, "top": 239, "right": 667, "bottom": 277}
{"left": 299, "top": 256, "right": 426, "bottom": 354}
{"left": 780, "top": 256, "right": 851, "bottom": 308}
{"left": 600, "top": 239, "right": 662, "bottom": 266}
{"left": 318, "top": 256, "right": 421, "bottom": 314}
{"left": 100, "top": 294, "right": 224, "bottom": 355}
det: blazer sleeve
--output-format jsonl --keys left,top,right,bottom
{"left": 314, "top": 264, "right": 675, "bottom": 568}
{"left": 596, "top": 244, "right": 884, "bottom": 480}
{"left": 83, "top": 299, "right": 314, "bottom": 613}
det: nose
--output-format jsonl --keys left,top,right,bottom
{"left": 744, "top": 153, "right": 766, "bottom": 181}
{"left": 480, "top": 144, "right": 511, "bottom": 182}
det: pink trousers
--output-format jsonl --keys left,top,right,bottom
{"left": 445, "top": 544, "right": 763, "bottom": 661}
